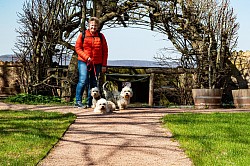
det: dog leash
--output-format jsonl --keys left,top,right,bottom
{"left": 87, "top": 60, "right": 99, "bottom": 87}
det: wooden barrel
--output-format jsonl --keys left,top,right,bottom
{"left": 232, "top": 89, "right": 250, "bottom": 108}
{"left": 192, "top": 89, "right": 223, "bottom": 109}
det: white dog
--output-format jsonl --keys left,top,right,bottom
{"left": 94, "top": 98, "right": 116, "bottom": 114}
{"left": 107, "top": 100, "right": 116, "bottom": 112}
{"left": 90, "top": 87, "right": 101, "bottom": 108}
{"left": 102, "top": 81, "right": 120, "bottom": 103}
{"left": 117, "top": 86, "right": 133, "bottom": 110}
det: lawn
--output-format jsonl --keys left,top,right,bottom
{"left": 162, "top": 112, "right": 250, "bottom": 166}
{"left": 0, "top": 110, "right": 76, "bottom": 166}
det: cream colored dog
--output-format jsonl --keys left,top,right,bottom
{"left": 91, "top": 87, "right": 101, "bottom": 108}
{"left": 94, "top": 98, "right": 116, "bottom": 114}
{"left": 117, "top": 86, "right": 133, "bottom": 110}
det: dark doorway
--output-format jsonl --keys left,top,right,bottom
{"left": 106, "top": 74, "right": 149, "bottom": 103}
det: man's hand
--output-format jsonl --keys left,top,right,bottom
{"left": 87, "top": 57, "right": 91, "bottom": 62}
{"left": 102, "top": 66, "right": 107, "bottom": 73}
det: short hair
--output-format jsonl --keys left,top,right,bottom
{"left": 88, "top": 17, "right": 100, "bottom": 27}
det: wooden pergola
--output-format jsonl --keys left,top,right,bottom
{"left": 105, "top": 65, "right": 194, "bottom": 106}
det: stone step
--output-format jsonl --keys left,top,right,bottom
{"left": 0, "top": 94, "right": 12, "bottom": 101}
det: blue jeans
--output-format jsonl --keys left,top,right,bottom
{"left": 75, "top": 60, "right": 102, "bottom": 106}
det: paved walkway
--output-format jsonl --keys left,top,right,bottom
{"left": 1, "top": 102, "right": 249, "bottom": 166}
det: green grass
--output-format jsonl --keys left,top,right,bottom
{"left": 162, "top": 113, "right": 250, "bottom": 166}
{"left": 0, "top": 110, "right": 76, "bottom": 166}
{"left": 4, "top": 93, "right": 73, "bottom": 105}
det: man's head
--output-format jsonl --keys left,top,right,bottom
{"left": 88, "top": 17, "right": 100, "bottom": 34}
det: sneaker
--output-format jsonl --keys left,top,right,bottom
{"left": 75, "top": 102, "right": 87, "bottom": 108}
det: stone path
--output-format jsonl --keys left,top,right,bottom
{"left": 1, "top": 102, "right": 249, "bottom": 166}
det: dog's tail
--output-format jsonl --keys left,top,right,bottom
{"left": 102, "top": 81, "right": 109, "bottom": 97}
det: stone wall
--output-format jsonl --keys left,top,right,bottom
{"left": 231, "top": 51, "right": 250, "bottom": 88}
{"left": 0, "top": 61, "right": 22, "bottom": 95}
{"left": 0, "top": 51, "right": 249, "bottom": 97}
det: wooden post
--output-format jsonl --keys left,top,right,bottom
{"left": 149, "top": 73, "right": 154, "bottom": 106}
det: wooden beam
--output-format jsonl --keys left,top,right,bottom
{"left": 149, "top": 73, "right": 155, "bottom": 106}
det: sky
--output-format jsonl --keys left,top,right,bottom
{"left": 0, "top": 0, "right": 249, "bottom": 61}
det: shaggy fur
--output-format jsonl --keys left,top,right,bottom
{"left": 93, "top": 98, "right": 115, "bottom": 114}
{"left": 90, "top": 87, "right": 101, "bottom": 108}
{"left": 103, "top": 81, "right": 133, "bottom": 110}
{"left": 107, "top": 100, "right": 116, "bottom": 112}
{"left": 102, "top": 81, "right": 120, "bottom": 103}
{"left": 117, "top": 86, "right": 133, "bottom": 110}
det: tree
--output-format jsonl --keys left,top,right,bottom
{"left": 14, "top": 0, "right": 239, "bottom": 99}
{"left": 14, "top": 0, "right": 161, "bottom": 96}
{"left": 14, "top": 0, "right": 80, "bottom": 94}
{"left": 152, "top": 0, "right": 239, "bottom": 89}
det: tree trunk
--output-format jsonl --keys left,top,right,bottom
{"left": 65, "top": 53, "right": 78, "bottom": 99}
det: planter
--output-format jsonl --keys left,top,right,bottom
{"left": 192, "top": 89, "right": 223, "bottom": 109}
{"left": 232, "top": 89, "right": 250, "bottom": 108}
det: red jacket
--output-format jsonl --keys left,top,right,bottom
{"left": 75, "top": 30, "right": 108, "bottom": 66}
